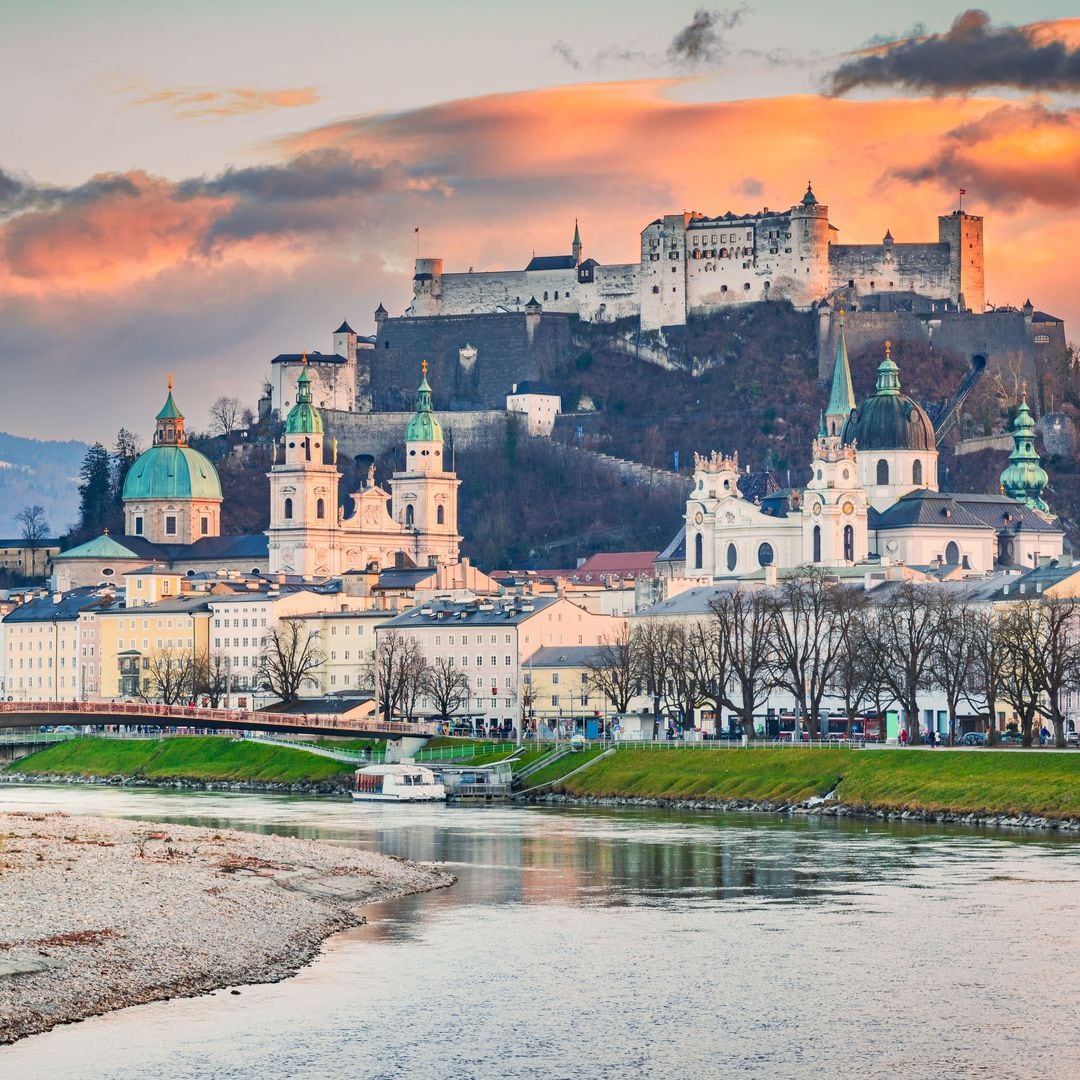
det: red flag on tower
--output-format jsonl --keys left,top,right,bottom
{"left": 959, "top": 188, "right": 966, "bottom": 195}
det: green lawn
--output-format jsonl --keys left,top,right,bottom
{"left": 518, "top": 747, "right": 609, "bottom": 791}
{"left": 558, "top": 747, "right": 1080, "bottom": 817}
{"left": 6, "top": 737, "right": 353, "bottom": 785}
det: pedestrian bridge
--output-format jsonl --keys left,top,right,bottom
{"left": 0, "top": 701, "right": 440, "bottom": 743}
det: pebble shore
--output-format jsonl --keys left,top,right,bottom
{"left": 0, "top": 812, "right": 453, "bottom": 1044}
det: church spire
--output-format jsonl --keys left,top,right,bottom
{"left": 1000, "top": 389, "right": 1050, "bottom": 513}
{"left": 572, "top": 219, "right": 582, "bottom": 265}
{"left": 406, "top": 361, "right": 443, "bottom": 444}
{"left": 825, "top": 309, "right": 855, "bottom": 437}
{"left": 153, "top": 375, "right": 187, "bottom": 447}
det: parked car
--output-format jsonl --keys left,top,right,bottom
{"left": 959, "top": 732, "right": 987, "bottom": 746}
{"left": 1067, "top": 731, "right": 1079, "bottom": 747}
{"left": 999, "top": 732, "right": 1024, "bottom": 745}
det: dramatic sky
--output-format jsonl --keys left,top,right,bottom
{"left": 1, "top": 1, "right": 1077, "bottom": 442}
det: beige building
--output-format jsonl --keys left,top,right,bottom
{"left": 0, "top": 537, "right": 60, "bottom": 580}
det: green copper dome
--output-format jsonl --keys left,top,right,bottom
{"left": 405, "top": 368, "right": 443, "bottom": 443}
{"left": 1000, "top": 396, "right": 1049, "bottom": 512}
{"left": 122, "top": 445, "right": 222, "bottom": 501}
{"left": 841, "top": 345, "right": 936, "bottom": 452}
{"left": 284, "top": 362, "right": 324, "bottom": 435}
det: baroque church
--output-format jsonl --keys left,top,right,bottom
{"left": 671, "top": 314, "right": 1063, "bottom": 579}
{"left": 52, "top": 363, "right": 462, "bottom": 589}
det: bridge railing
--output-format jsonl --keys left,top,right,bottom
{"left": 0, "top": 701, "right": 440, "bottom": 738}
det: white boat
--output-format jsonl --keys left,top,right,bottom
{"left": 352, "top": 763, "right": 446, "bottom": 803}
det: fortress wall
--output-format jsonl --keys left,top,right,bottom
{"left": 370, "top": 312, "right": 575, "bottom": 411}
{"left": 829, "top": 244, "right": 952, "bottom": 299}
{"left": 579, "top": 264, "right": 641, "bottom": 321}
{"left": 323, "top": 409, "right": 504, "bottom": 461}
{"left": 435, "top": 268, "right": 580, "bottom": 315}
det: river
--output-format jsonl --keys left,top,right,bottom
{"left": 2, "top": 786, "right": 1079, "bottom": 1079}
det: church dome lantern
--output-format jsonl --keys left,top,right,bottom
{"left": 841, "top": 343, "right": 936, "bottom": 453}
{"left": 284, "top": 353, "right": 324, "bottom": 435}
{"left": 405, "top": 362, "right": 444, "bottom": 444}
{"left": 1000, "top": 392, "right": 1050, "bottom": 513}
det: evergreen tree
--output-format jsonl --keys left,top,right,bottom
{"left": 76, "top": 442, "right": 112, "bottom": 540}
{"left": 110, "top": 428, "right": 143, "bottom": 533}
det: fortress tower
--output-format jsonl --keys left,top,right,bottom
{"left": 789, "top": 182, "right": 831, "bottom": 300}
{"left": 938, "top": 210, "right": 984, "bottom": 312}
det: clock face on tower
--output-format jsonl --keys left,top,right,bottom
{"left": 694, "top": 510, "right": 704, "bottom": 524}
{"left": 811, "top": 503, "right": 821, "bottom": 516}
{"left": 842, "top": 501, "right": 854, "bottom": 515}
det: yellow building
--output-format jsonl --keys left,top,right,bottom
{"left": 0, "top": 537, "right": 60, "bottom": 580}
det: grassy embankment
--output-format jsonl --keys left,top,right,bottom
{"left": 6, "top": 737, "right": 353, "bottom": 785}
{"left": 555, "top": 748, "right": 1080, "bottom": 817}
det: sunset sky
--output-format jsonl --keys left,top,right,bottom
{"left": 1, "top": 2, "right": 1077, "bottom": 442}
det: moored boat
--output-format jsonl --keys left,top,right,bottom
{"left": 352, "top": 763, "right": 446, "bottom": 803}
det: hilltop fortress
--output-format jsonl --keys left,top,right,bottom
{"left": 408, "top": 185, "right": 984, "bottom": 331}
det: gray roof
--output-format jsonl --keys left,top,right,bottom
{"left": 383, "top": 596, "right": 560, "bottom": 628}
{"left": 637, "top": 584, "right": 739, "bottom": 618}
{"left": 656, "top": 526, "right": 686, "bottom": 565}
{"left": 0, "top": 537, "right": 61, "bottom": 548}
{"left": 528, "top": 645, "right": 605, "bottom": 668}
{"left": 3, "top": 586, "right": 111, "bottom": 623}
{"left": 873, "top": 491, "right": 1062, "bottom": 535}
{"left": 524, "top": 255, "right": 577, "bottom": 272}
{"left": 271, "top": 352, "right": 348, "bottom": 365}
{"left": 510, "top": 380, "right": 560, "bottom": 397}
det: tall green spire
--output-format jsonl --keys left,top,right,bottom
{"left": 874, "top": 341, "right": 902, "bottom": 396}
{"left": 825, "top": 310, "right": 856, "bottom": 436}
{"left": 284, "top": 353, "right": 324, "bottom": 435}
{"left": 405, "top": 361, "right": 443, "bottom": 443}
{"left": 1000, "top": 392, "right": 1049, "bottom": 513}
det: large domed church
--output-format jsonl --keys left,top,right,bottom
{"left": 672, "top": 314, "right": 1063, "bottom": 578}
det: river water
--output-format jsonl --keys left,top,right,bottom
{"left": 3, "top": 787, "right": 1080, "bottom": 1079}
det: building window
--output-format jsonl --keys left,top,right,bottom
{"left": 316, "top": 498, "right": 325, "bottom": 520}
{"left": 757, "top": 543, "right": 774, "bottom": 567}
{"left": 437, "top": 505, "right": 445, "bottom": 525}
{"left": 913, "top": 459, "right": 923, "bottom": 485}
{"left": 726, "top": 543, "right": 737, "bottom": 573}
{"left": 284, "top": 498, "right": 293, "bottom": 520}
{"left": 876, "top": 459, "right": 889, "bottom": 485}
{"left": 694, "top": 532, "right": 703, "bottom": 570}
{"left": 813, "top": 525, "right": 821, "bottom": 563}
{"left": 405, "top": 504, "right": 415, "bottom": 526}
{"left": 844, "top": 525, "right": 854, "bottom": 562}
{"left": 134, "top": 517, "right": 143, "bottom": 535}
{"left": 165, "top": 516, "right": 177, "bottom": 536}
{"left": 201, "top": 516, "right": 209, "bottom": 535}
{"left": 945, "top": 541, "right": 960, "bottom": 565}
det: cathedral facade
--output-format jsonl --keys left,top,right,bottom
{"left": 676, "top": 317, "right": 1062, "bottom": 579}
{"left": 267, "top": 360, "right": 461, "bottom": 577}
{"left": 408, "top": 188, "right": 984, "bottom": 331}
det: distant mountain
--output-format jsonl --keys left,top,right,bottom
{"left": 0, "top": 432, "right": 88, "bottom": 537}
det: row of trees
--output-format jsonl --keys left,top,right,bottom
{"left": 584, "top": 570, "right": 1080, "bottom": 748}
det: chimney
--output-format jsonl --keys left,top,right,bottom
{"left": 763, "top": 565, "right": 777, "bottom": 587}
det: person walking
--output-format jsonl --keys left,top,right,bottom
{"left": 899, "top": 727, "right": 908, "bottom": 747}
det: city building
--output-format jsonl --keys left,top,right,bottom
{"left": 0, "top": 537, "right": 61, "bottom": 580}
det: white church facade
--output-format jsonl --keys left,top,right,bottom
{"left": 674, "top": 316, "right": 1063, "bottom": 579}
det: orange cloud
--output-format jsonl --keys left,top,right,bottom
{"left": 124, "top": 82, "right": 319, "bottom": 120}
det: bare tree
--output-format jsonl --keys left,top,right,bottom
{"left": 932, "top": 591, "right": 978, "bottom": 746}
{"left": 373, "top": 630, "right": 427, "bottom": 722}
{"left": 193, "top": 649, "right": 231, "bottom": 707}
{"left": 710, "top": 587, "right": 777, "bottom": 741}
{"left": 583, "top": 623, "right": 640, "bottom": 715}
{"left": 15, "top": 505, "right": 50, "bottom": 577}
{"left": 635, "top": 619, "right": 678, "bottom": 738}
{"left": 422, "top": 656, "right": 471, "bottom": 721}
{"left": 209, "top": 396, "right": 243, "bottom": 437}
{"left": 828, "top": 589, "right": 886, "bottom": 733}
{"left": 874, "top": 581, "right": 940, "bottom": 744}
{"left": 1033, "top": 596, "right": 1080, "bottom": 748}
{"left": 769, "top": 568, "right": 847, "bottom": 740}
{"left": 139, "top": 648, "right": 196, "bottom": 705}
{"left": 964, "top": 606, "right": 1008, "bottom": 746}
{"left": 258, "top": 621, "right": 324, "bottom": 703}
{"left": 996, "top": 600, "right": 1044, "bottom": 747}
{"left": 658, "top": 622, "right": 710, "bottom": 735}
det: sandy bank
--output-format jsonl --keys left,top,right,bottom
{"left": 0, "top": 812, "right": 453, "bottom": 1044}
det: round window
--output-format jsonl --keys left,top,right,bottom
{"left": 726, "top": 544, "right": 737, "bottom": 572}
{"left": 101, "top": 568, "right": 114, "bottom": 577}
{"left": 757, "top": 543, "right": 774, "bottom": 567}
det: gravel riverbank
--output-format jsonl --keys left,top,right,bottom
{"left": 0, "top": 812, "right": 453, "bottom": 1044}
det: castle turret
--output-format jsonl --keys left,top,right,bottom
{"left": 332, "top": 319, "right": 357, "bottom": 364}
{"left": 938, "top": 210, "right": 984, "bottom": 313}
{"left": 410, "top": 258, "right": 444, "bottom": 316}
{"left": 789, "top": 181, "right": 831, "bottom": 301}
{"left": 572, "top": 219, "right": 582, "bottom": 266}
{"left": 1000, "top": 392, "right": 1050, "bottom": 513}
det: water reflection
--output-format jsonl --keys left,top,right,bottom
{"left": 2, "top": 787, "right": 1080, "bottom": 1079}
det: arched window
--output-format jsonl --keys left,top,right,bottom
{"left": 913, "top": 459, "right": 923, "bottom": 485}
{"left": 437, "top": 505, "right": 445, "bottom": 525}
{"left": 813, "top": 525, "right": 821, "bottom": 563}
{"left": 945, "top": 541, "right": 960, "bottom": 565}
{"left": 316, "top": 498, "right": 325, "bottom": 520}
{"left": 303, "top": 437, "right": 311, "bottom": 462}
{"left": 876, "top": 459, "right": 890, "bottom": 485}
{"left": 844, "top": 525, "right": 854, "bottom": 562}
{"left": 283, "top": 498, "right": 293, "bottom": 520}
{"left": 405, "top": 504, "right": 415, "bottom": 526}
{"left": 726, "top": 544, "right": 737, "bottom": 573}
{"left": 757, "top": 543, "right": 774, "bottom": 567}
{"left": 694, "top": 532, "right": 703, "bottom": 570}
